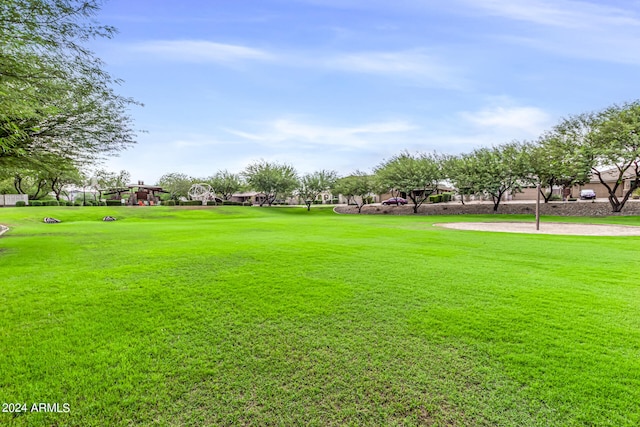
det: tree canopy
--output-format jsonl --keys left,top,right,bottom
{"left": 296, "top": 170, "right": 338, "bottom": 210}
{"left": 0, "top": 0, "right": 138, "bottom": 169}
{"left": 375, "top": 151, "right": 441, "bottom": 213}
{"left": 333, "top": 171, "right": 373, "bottom": 213}
{"left": 450, "top": 142, "right": 531, "bottom": 211}
{"left": 243, "top": 160, "right": 298, "bottom": 206}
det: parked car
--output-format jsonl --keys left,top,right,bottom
{"left": 381, "top": 197, "right": 408, "bottom": 205}
{"left": 580, "top": 189, "right": 596, "bottom": 200}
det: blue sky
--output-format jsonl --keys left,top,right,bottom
{"left": 90, "top": 0, "right": 640, "bottom": 184}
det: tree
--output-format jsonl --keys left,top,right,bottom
{"left": 208, "top": 170, "right": 242, "bottom": 200}
{"left": 157, "top": 173, "right": 194, "bottom": 201}
{"left": 528, "top": 133, "right": 591, "bottom": 203}
{"left": 375, "top": 151, "right": 442, "bottom": 213}
{"left": 443, "top": 154, "right": 474, "bottom": 205}
{"left": 562, "top": 102, "right": 640, "bottom": 212}
{"left": 296, "top": 170, "right": 338, "bottom": 211}
{"left": 46, "top": 160, "right": 84, "bottom": 201}
{"left": 243, "top": 160, "right": 298, "bottom": 206}
{"left": 454, "top": 142, "right": 531, "bottom": 211}
{"left": 333, "top": 171, "right": 374, "bottom": 214}
{"left": 0, "top": 0, "right": 138, "bottom": 167}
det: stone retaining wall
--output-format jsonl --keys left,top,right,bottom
{"left": 334, "top": 200, "right": 640, "bottom": 216}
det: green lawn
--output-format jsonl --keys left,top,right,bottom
{"left": 0, "top": 206, "right": 638, "bottom": 426}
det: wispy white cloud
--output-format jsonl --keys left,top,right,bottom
{"left": 129, "top": 40, "right": 274, "bottom": 63}
{"left": 225, "top": 118, "right": 418, "bottom": 149}
{"left": 125, "top": 38, "right": 466, "bottom": 87}
{"left": 460, "top": 106, "right": 552, "bottom": 136}
{"left": 324, "top": 50, "right": 465, "bottom": 88}
{"left": 460, "top": 0, "right": 640, "bottom": 29}
{"left": 456, "top": 0, "right": 640, "bottom": 64}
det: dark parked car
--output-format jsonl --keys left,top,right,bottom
{"left": 580, "top": 189, "right": 596, "bottom": 200}
{"left": 381, "top": 197, "right": 408, "bottom": 205}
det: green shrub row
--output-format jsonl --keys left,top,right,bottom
{"left": 106, "top": 200, "right": 123, "bottom": 206}
{"left": 429, "top": 194, "right": 443, "bottom": 203}
{"left": 163, "top": 200, "right": 176, "bottom": 206}
{"left": 222, "top": 200, "right": 249, "bottom": 206}
{"left": 179, "top": 200, "right": 203, "bottom": 206}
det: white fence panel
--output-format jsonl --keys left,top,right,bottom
{"left": 1, "top": 194, "right": 29, "bottom": 206}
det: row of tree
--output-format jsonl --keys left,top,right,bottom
{"left": 157, "top": 166, "right": 338, "bottom": 211}
{"left": 156, "top": 100, "right": 640, "bottom": 214}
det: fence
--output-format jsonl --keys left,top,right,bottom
{"left": 0, "top": 194, "right": 29, "bottom": 206}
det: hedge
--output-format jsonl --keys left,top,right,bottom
{"left": 15, "top": 201, "right": 26, "bottom": 207}
{"left": 179, "top": 200, "right": 203, "bottom": 206}
{"left": 106, "top": 200, "right": 123, "bottom": 206}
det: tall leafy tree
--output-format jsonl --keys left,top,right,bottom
{"left": 562, "top": 102, "right": 640, "bottom": 212}
{"left": 243, "top": 160, "right": 298, "bottom": 206}
{"left": 296, "top": 170, "right": 338, "bottom": 210}
{"left": 375, "top": 151, "right": 442, "bottom": 213}
{"left": 0, "top": 0, "right": 138, "bottom": 166}
{"left": 455, "top": 142, "right": 531, "bottom": 211}
{"left": 528, "top": 133, "right": 591, "bottom": 202}
{"left": 333, "top": 171, "right": 373, "bottom": 214}
{"left": 208, "top": 170, "right": 243, "bottom": 201}
{"left": 157, "top": 172, "right": 194, "bottom": 201}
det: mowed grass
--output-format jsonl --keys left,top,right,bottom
{"left": 0, "top": 206, "right": 639, "bottom": 426}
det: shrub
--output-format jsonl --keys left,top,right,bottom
{"left": 206, "top": 201, "right": 218, "bottom": 206}
{"left": 74, "top": 201, "right": 83, "bottom": 206}
{"left": 44, "top": 200, "right": 60, "bottom": 206}
{"left": 441, "top": 192, "right": 452, "bottom": 202}
{"left": 163, "top": 200, "right": 175, "bottom": 206}
{"left": 30, "top": 200, "right": 43, "bottom": 206}
{"left": 429, "top": 194, "right": 442, "bottom": 203}
{"left": 179, "top": 200, "right": 203, "bottom": 206}
{"left": 222, "top": 200, "right": 246, "bottom": 206}
{"left": 549, "top": 194, "right": 562, "bottom": 201}
{"left": 106, "top": 200, "right": 123, "bottom": 206}
{"left": 15, "top": 201, "right": 26, "bottom": 207}
{"left": 83, "top": 200, "right": 94, "bottom": 206}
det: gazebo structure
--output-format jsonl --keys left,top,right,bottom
{"left": 103, "top": 181, "right": 168, "bottom": 206}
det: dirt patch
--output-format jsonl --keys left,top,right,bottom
{"left": 435, "top": 222, "right": 640, "bottom": 236}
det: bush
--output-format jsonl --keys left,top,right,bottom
{"left": 221, "top": 200, "right": 246, "bottom": 206}
{"left": 106, "top": 200, "right": 122, "bottom": 206}
{"left": 441, "top": 192, "right": 452, "bottom": 202}
{"left": 99, "top": 201, "right": 107, "bottom": 206}
{"left": 179, "top": 200, "right": 203, "bottom": 206}
{"left": 30, "top": 200, "right": 43, "bottom": 206}
{"left": 549, "top": 194, "right": 562, "bottom": 201}
{"left": 83, "top": 200, "right": 94, "bottom": 206}
{"left": 163, "top": 200, "right": 176, "bottom": 206}
{"left": 44, "top": 200, "right": 60, "bottom": 206}
{"left": 74, "top": 201, "right": 83, "bottom": 206}
{"left": 429, "top": 194, "right": 442, "bottom": 203}
{"left": 206, "top": 201, "right": 218, "bottom": 206}
{"left": 15, "top": 201, "right": 26, "bottom": 207}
